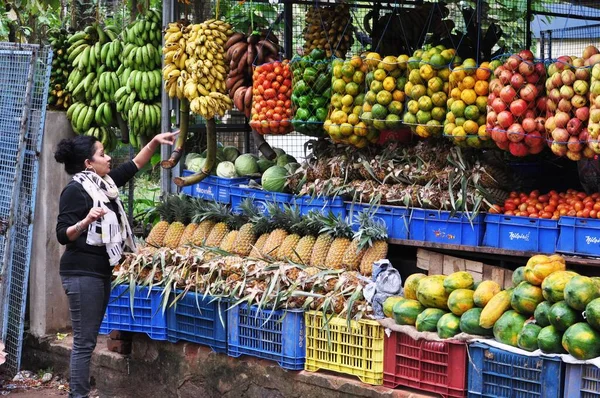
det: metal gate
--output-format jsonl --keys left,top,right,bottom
{"left": 0, "top": 43, "right": 52, "bottom": 373}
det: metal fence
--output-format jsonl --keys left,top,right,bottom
{"left": 0, "top": 43, "right": 51, "bottom": 373}
{"left": 540, "top": 23, "right": 600, "bottom": 60}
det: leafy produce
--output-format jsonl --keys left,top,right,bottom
{"left": 302, "top": 3, "right": 353, "bottom": 59}
{"left": 261, "top": 165, "right": 289, "bottom": 193}
{"left": 234, "top": 154, "right": 259, "bottom": 176}
{"left": 216, "top": 161, "right": 237, "bottom": 178}
{"left": 249, "top": 61, "right": 293, "bottom": 135}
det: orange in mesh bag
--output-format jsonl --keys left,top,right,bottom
{"left": 249, "top": 60, "right": 293, "bottom": 135}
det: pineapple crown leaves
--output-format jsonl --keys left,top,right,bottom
{"left": 353, "top": 209, "right": 388, "bottom": 250}
{"left": 172, "top": 195, "right": 193, "bottom": 224}
{"left": 156, "top": 195, "right": 175, "bottom": 223}
{"left": 319, "top": 212, "right": 353, "bottom": 239}
{"left": 194, "top": 201, "right": 230, "bottom": 224}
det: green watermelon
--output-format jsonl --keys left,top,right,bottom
{"left": 562, "top": 322, "right": 600, "bottom": 360}
{"left": 493, "top": 310, "right": 527, "bottom": 347}
{"left": 534, "top": 301, "right": 552, "bottom": 327}
{"left": 512, "top": 266, "right": 526, "bottom": 287}
{"left": 517, "top": 323, "right": 542, "bottom": 352}
{"left": 416, "top": 308, "right": 447, "bottom": 332}
{"left": 564, "top": 276, "right": 600, "bottom": 311}
{"left": 392, "top": 299, "right": 425, "bottom": 326}
{"left": 437, "top": 313, "right": 461, "bottom": 339}
{"left": 459, "top": 308, "right": 493, "bottom": 336}
{"left": 538, "top": 325, "right": 566, "bottom": 354}
{"left": 584, "top": 297, "right": 600, "bottom": 332}
{"left": 548, "top": 301, "right": 583, "bottom": 332}
{"left": 511, "top": 281, "right": 544, "bottom": 316}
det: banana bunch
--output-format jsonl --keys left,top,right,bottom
{"left": 123, "top": 9, "right": 162, "bottom": 49}
{"left": 65, "top": 23, "right": 119, "bottom": 76}
{"left": 48, "top": 28, "right": 72, "bottom": 110}
{"left": 98, "top": 70, "right": 120, "bottom": 102}
{"left": 66, "top": 102, "right": 117, "bottom": 150}
{"left": 303, "top": 3, "right": 354, "bottom": 59}
{"left": 225, "top": 31, "right": 281, "bottom": 118}
{"left": 100, "top": 40, "right": 122, "bottom": 71}
{"left": 119, "top": 68, "right": 162, "bottom": 101}
{"left": 122, "top": 42, "right": 161, "bottom": 71}
{"left": 114, "top": 85, "right": 161, "bottom": 147}
{"left": 163, "top": 21, "right": 190, "bottom": 99}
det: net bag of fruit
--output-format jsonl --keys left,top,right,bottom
{"left": 360, "top": 52, "right": 407, "bottom": 134}
{"left": 486, "top": 51, "right": 547, "bottom": 157}
{"left": 588, "top": 50, "right": 600, "bottom": 154}
{"left": 324, "top": 56, "right": 376, "bottom": 148}
{"left": 249, "top": 60, "right": 293, "bottom": 135}
{"left": 403, "top": 45, "right": 457, "bottom": 138}
{"left": 445, "top": 59, "right": 495, "bottom": 149}
{"left": 290, "top": 49, "right": 331, "bottom": 137}
{"left": 545, "top": 53, "right": 594, "bottom": 161}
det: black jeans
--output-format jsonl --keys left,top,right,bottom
{"left": 61, "top": 275, "right": 111, "bottom": 398}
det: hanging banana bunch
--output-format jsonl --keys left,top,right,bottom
{"left": 163, "top": 21, "right": 190, "bottom": 100}
{"left": 48, "top": 28, "right": 73, "bottom": 110}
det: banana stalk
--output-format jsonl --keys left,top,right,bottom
{"left": 116, "top": 112, "right": 129, "bottom": 144}
{"left": 173, "top": 117, "right": 216, "bottom": 187}
{"left": 252, "top": 130, "right": 276, "bottom": 160}
{"left": 161, "top": 99, "right": 190, "bottom": 169}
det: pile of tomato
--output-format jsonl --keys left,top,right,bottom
{"left": 249, "top": 60, "right": 294, "bottom": 135}
{"left": 490, "top": 189, "right": 600, "bottom": 219}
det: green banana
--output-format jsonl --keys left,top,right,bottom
{"left": 95, "top": 103, "right": 105, "bottom": 125}
{"left": 82, "top": 106, "right": 95, "bottom": 131}
{"left": 68, "top": 32, "right": 87, "bottom": 44}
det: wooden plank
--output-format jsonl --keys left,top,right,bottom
{"left": 504, "top": 269, "right": 514, "bottom": 289}
{"left": 490, "top": 266, "right": 506, "bottom": 288}
{"left": 416, "top": 249, "right": 431, "bottom": 271}
{"left": 428, "top": 252, "right": 444, "bottom": 275}
{"left": 465, "top": 260, "right": 484, "bottom": 274}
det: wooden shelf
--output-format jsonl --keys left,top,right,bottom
{"left": 388, "top": 238, "right": 600, "bottom": 267}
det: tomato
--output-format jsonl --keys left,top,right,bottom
{"left": 504, "top": 202, "right": 516, "bottom": 211}
{"left": 264, "top": 88, "right": 276, "bottom": 99}
{"left": 559, "top": 208, "right": 568, "bottom": 216}
{"left": 529, "top": 213, "right": 539, "bottom": 218}
{"left": 258, "top": 85, "right": 265, "bottom": 95}
{"left": 551, "top": 215, "right": 560, "bottom": 220}
{"left": 567, "top": 209, "right": 577, "bottom": 216}
{"left": 577, "top": 210, "right": 584, "bottom": 218}
{"left": 593, "top": 193, "right": 600, "bottom": 199}
{"left": 540, "top": 212, "right": 552, "bottom": 219}
{"left": 271, "top": 81, "right": 281, "bottom": 92}
{"left": 278, "top": 85, "right": 288, "bottom": 94}
{"left": 513, "top": 198, "right": 521, "bottom": 206}
{"left": 583, "top": 208, "right": 591, "bottom": 218}
{"left": 577, "top": 192, "right": 587, "bottom": 200}
{"left": 262, "top": 80, "right": 272, "bottom": 90}
{"left": 519, "top": 203, "right": 528, "bottom": 212}
{"left": 544, "top": 205, "right": 556, "bottom": 213}
{"left": 526, "top": 205, "right": 536, "bottom": 213}
{"left": 266, "top": 99, "right": 276, "bottom": 108}
{"left": 538, "top": 194, "right": 549, "bottom": 203}
{"left": 574, "top": 201, "right": 584, "bottom": 211}
{"left": 505, "top": 210, "right": 515, "bottom": 216}
{"left": 490, "top": 205, "right": 502, "bottom": 214}
{"left": 591, "top": 210, "right": 598, "bottom": 219}
{"left": 535, "top": 203, "right": 544, "bottom": 211}
{"left": 586, "top": 202, "right": 594, "bottom": 210}
{"left": 530, "top": 190, "right": 540, "bottom": 198}
{"left": 593, "top": 203, "right": 600, "bottom": 211}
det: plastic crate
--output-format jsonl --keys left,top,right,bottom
{"left": 296, "top": 195, "right": 346, "bottom": 218}
{"left": 483, "top": 214, "right": 559, "bottom": 254}
{"left": 347, "top": 203, "right": 410, "bottom": 240}
{"left": 180, "top": 170, "right": 250, "bottom": 203}
{"left": 557, "top": 216, "right": 600, "bottom": 257}
{"left": 304, "top": 311, "right": 384, "bottom": 385}
{"left": 564, "top": 363, "right": 600, "bottom": 398}
{"left": 468, "top": 342, "right": 565, "bottom": 398}
{"left": 227, "top": 304, "right": 305, "bottom": 370}
{"left": 99, "top": 284, "right": 167, "bottom": 340}
{"left": 230, "top": 185, "right": 295, "bottom": 214}
{"left": 166, "top": 290, "right": 227, "bottom": 353}
{"left": 383, "top": 330, "right": 467, "bottom": 397}
{"left": 410, "top": 209, "right": 485, "bottom": 246}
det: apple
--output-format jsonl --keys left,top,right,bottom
{"left": 548, "top": 88, "right": 561, "bottom": 103}
{"left": 560, "top": 85, "right": 575, "bottom": 100}
{"left": 545, "top": 78, "right": 554, "bottom": 92}
{"left": 590, "top": 81, "right": 600, "bottom": 95}
{"left": 558, "top": 55, "right": 573, "bottom": 68}
{"left": 583, "top": 146, "right": 596, "bottom": 158}
{"left": 575, "top": 106, "right": 590, "bottom": 121}
{"left": 535, "top": 116, "right": 546, "bottom": 133}
{"left": 561, "top": 70, "right": 576, "bottom": 86}
{"left": 571, "top": 94, "right": 587, "bottom": 109}
{"left": 554, "top": 111, "right": 570, "bottom": 128}
{"left": 558, "top": 98, "right": 573, "bottom": 113}
{"left": 489, "top": 79, "right": 503, "bottom": 95}
{"left": 506, "top": 55, "right": 521, "bottom": 71}
{"left": 534, "top": 62, "right": 546, "bottom": 77}
{"left": 567, "top": 135, "right": 583, "bottom": 152}
{"left": 550, "top": 72, "right": 563, "bottom": 88}
{"left": 566, "top": 150, "right": 582, "bottom": 161}
{"left": 536, "top": 96, "right": 547, "bottom": 112}
{"left": 589, "top": 124, "right": 600, "bottom": 139}
{"left": 510, "top": 99, "right": 528, "bottom": 117}
{"left": 590, "top": 108, "right": 600, "bottom": 123}
{"left": 589, "top": 141, "right": 600, "bottom": 154}
{"left": 518, "top": 49, "right": 535, "bottom": 62}
{"left": 525, "top": 130, "right": 543, "bottom": 147}
{"left": 509, "top": 141, "right": 529, "bottom": 157}
{"left": 572, "top": 57, "right": 585, "bottom": 68}
{"left": 491, "top": 97, "right": 507, "bottom": 113}
{"left": 519, "top": 61, "right": 535, "bottom": 76}
{"left": 546, "top": 99, "right": 557, "bottom": 113}
{"left": 497, "top": 110, "right": 514, "bottom": 129}
{"left": 589, "top": 54, "right": 600, "bottom": 68}
{"left": 499, "top": 69, "right": 513, "bottom": 85}
{"left": 552, "top": 127, "right": 569, "bottom": 143}
{"left": 510, "top": 73, "right": 525, "bottom": 89}
{"left": 573, "top": 80, "right": 589, "bottom": 95}
{"left": 583, "top": 45, "right": 600, "bottom": 61}
{"left": 492, "top": 129, "right": 509, "bottom": 143}
{"left": 548, "top": 63, "right": 558, "bottom": 76}
{"left": 522, "top": 117, "right": 537, "bottom": 133}
{"left": 500, "top": 85, "right": 517, "bottom": 103}
{"left": 507, "top": 123, "right": 525, "bottom": 142}
{"left": 487, "top": 92, "right": 497, "bottom": 105}
{"left": 545, "top": 116, "right": 556, "bottom": 132}
{"left": 520, "top": 83, "right": 538, "bottom": 102}
{"left": 487, "top": 111, "right": 498, "bottom": 125}
{"left": 579, "top": 128, "right": 590, "bottom": 142}
{"left": 594, "top": 95, "right": 600, "bottom": 108}
{"left": 525, "top": 73, "right": 540, "bottom": 84}
{"left": 567, "top": 118, "right": 583, "bottom": 135}
{"left": 494, "top": 65, "right": 506, "bottom": 78}
{"left": 551, "top": 142, "right": 568, "bottom": 156}
{"left": 529, "top": 144, "right": 545, "bottom": 154}
{"left": 495, "top": 139, "right": 510, "bottom": 151}
{"left": 575, "top": 68, "right": 590, "bottom": 81}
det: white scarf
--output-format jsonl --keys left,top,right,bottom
{"left": 72, "top": 171, "right": 136, "bottom": 266}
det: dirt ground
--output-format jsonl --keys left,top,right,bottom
{"left": 7, "top": 390, "right": 67, "bottom": 396}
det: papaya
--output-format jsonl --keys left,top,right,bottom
{"left": 511, "top": 281, "right": 544, "bottom": 316}
{"left": 548, "top": 301, "right": 583, "bottom": 332}
{"left": 534, "top": 301, "right": 552, "bottom": 327}
{"left": 447, "top": 289, "right": 475, "bottom": 316}
{"left": 564, "top": 275, "right": 600, "bottom": 311}
{"left": 437, "top": 313, "right": 461, "bottom": 339}
{"left": 512, "top": 266, "right": 526, "bottom": 287}
{"left": 392, "top": 299, "right": 425, "bottom": 326}
{"left": 584, "top": 297, "right": 600, "bottom": 332}
{"left": 383, "top": 296, "right": 404, "bottom": 318}
{"left": 541, "top": 270, "right": 578, "bottom": 303}
{"left": 404, "top": 273, "right": 427, "bottom": 300}
{"left": 538, "top": 325, "right": 566, "bottom": 354}
{"left": 443, "top": 271, "right": 474, "bottom": 293}
{"left": 524, "top": 255, "right": 566, "bottom": 286}
{"left": 473, "top": 280, "right": 501, "bottom": 308}
{"left": 460, "top": 308, "right": 492, "bottom": 336}
{"left": 416, "top": 308, "right": 447, "bottom": 332}
{"left": 480, "top": 289, "right": 513, "bottom": 329}
{"left": 493, "top": 310, "right": 527, "bottom": 347}
{"left": 518, "top": 323, "right": 542, "bottom": 352}
{"left": 562, "top": 322, "right": 600, "bottom": 360}
{"left": 416, "top": 275, "right": 449, "bottom": 309}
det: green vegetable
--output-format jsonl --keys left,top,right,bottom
{"left": 216, "top": 161, "right": 238, "bottom": 178}
{"left": 293, "top": 80, "right": 309, "bottom": 95}
{"left": 302, "top": 67, "right": 318, "bottom": 84}
{"left": 310, "top": 96, "right": 328, "bottom": 110}
{"left": 234, "top": 153, "right": 259, "bottom": 176}
{"left": 295, "top": 108, "right": 310, "bottom": 120}
{"left": 315, "top": 107, "right": 328, "bottom": 121}
{"left": 297, "top": 95, "right": 311, "bottom": 109}
{"left": 310, "top": 48, "right": 325, "bottom": 61}
{"left": 262, "top": 165, "right": 288, "bottom": 193}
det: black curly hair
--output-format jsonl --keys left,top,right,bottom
{"left": 54, "top": 135, "right": 98, "bottom": 175}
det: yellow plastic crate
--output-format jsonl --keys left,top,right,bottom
{"left": 304, "top": 311, "right": 384, "bottom": 385}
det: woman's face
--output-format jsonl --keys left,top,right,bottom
{"left": 86, "top": 141, "right": 111, "bottom": 177}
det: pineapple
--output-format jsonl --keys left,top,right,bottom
{"left": 191, "top": 220, "right": 215, "bottom": 245}
{"left": 250, "top": 233, "right": 270, "bottom": 258}
{"left": 232, "top": 199, "right": 263, "bottom": 256}
{"left": 291, "top": 210, "right": 323, "bottom": 264}
{"left": 358, "top": 217, "right": 389, "bottom": 277}
{"left": 321, "top": 213, "right": 353, "bottom": 269}
{"left": 309, "top": 213, "right": 334, "bottom": 267}
{"left": 163, "top": 195, "right": 190, "bottom": 248}
{"left": 260, "top": 203, "right": 295, "bottom": 259}
{"left": 201, "top": 202, "right": 231, "bottom": 247}
{"left": 146, "top": 197, "right": 172, "bottom": 247}
{"left": 275, "top": 206, "right": 303, "bottom": 261}
{"left": 219, "top": 212, "right": 246, "bottom": 252}
{"left": 178, "top": 198, "right": 205, "bottom": 246}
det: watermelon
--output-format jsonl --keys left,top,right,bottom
{"left": 493, "top": 310, "right": 527, "bottom": 347}
{"left": 511, "top": 281, "right": 544, "bottom": 316}
{"left": 541, "top": 270, "right": 578, "bottom": 303}
{"left": 416, "top": 308, "right": 447, "bottom": 332}
{"left": 517, "top": 323, "right": 542, "bottom": 352}
{"left": 534, "top": 301, "right": 552, "bottom": 327}
{"left": 460, "top": 308, "right": 492, "bottom": 336}
{"left": 261, "top": 166, "right": 288, "bottom": 192}
{"left": 538, "top": 325, "right": 566, "bottom": 354}
{"left": 392, "top": 299, "right": 425, "bottom": 325}
{"left": 404, "top": 273, "right": 427, "bottom": 300}
{"left": 512, "top": 266, "right": 526, "bottom": 287}
{"left": 443, "top": 271, "right": 474, "bottom": 293}
{"left": 437, "top": 313, "right": 461, "bottom": 339}
{"left": 584, "top": 297, "right": 600, "bottom": 332}
{"left": 383, "top": 296, "right": 404, "bottom": 318}
{"left": 548, "top": 301, "right": 583, "bottom": 332}
{"left": 562, "top": 322, "right": 600, "bottom": 360}
{"left": 447, "top": 289, "right": 475, "bottom": 316}
{"left": 565, "top": 276, "right": 600, "bottom": 311}
{"left": 473, "top": 280, "right": 501, "bottom": 308}
{"left": 417, "top": 276, "right": 449, "bottom": 309}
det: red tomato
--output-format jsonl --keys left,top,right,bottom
{"left": 529, "top": 213, "right": 539, "bottom": 218}
{"left": 505, "top": 210, "right": 515, "bottom": 216}
{"left": 591, "top": 210, "right": 598, "bottom": 219}
{"left": 538, "top": 194, "right": 549, "bottom": 203}
{"left": 583, "top": 208, "right": 591, "bottom": 218}
{"left": 504, "top": 202, "right": 517, "bottom": 211}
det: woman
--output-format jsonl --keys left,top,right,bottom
{"left": 54, "top": 132, "right": 176, "bottom": 398}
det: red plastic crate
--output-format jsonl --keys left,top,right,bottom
{"left": 383, "top": 330, "right": 467, "bottom": 398}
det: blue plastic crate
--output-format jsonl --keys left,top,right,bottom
{"left": 564, "top": 363, "right": 600, "bottom": 398}
{"left": 410, "top": 209, "right": 485, "bottom": 246}
{"left": 347, "top": 203, "right": 410, "bottom": 240}
{"left": 227, "top": 304, "right": 305, "bottom": 370}
{"left": 99, "top": 284, "right": 167, "bottom": 340}
{"left": 483, "top": 214, "right": 559, "bottom": 254}
{"left": 180, "top": 170, "right": 250, "bottom": 203}
{"left": 468, "top": 342, "right": 564, "bottom": 398}
{"left": 230, "top": 185, "right": 295, "bottom": 214}
{"left": 167, "top": 290, "right": 227, "bottom": 353}
{"left": 296, "top": 195, "right": 346, "bottom": 218}
{"left": 557, "top": 216, "right": 600, "bottom": 257}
